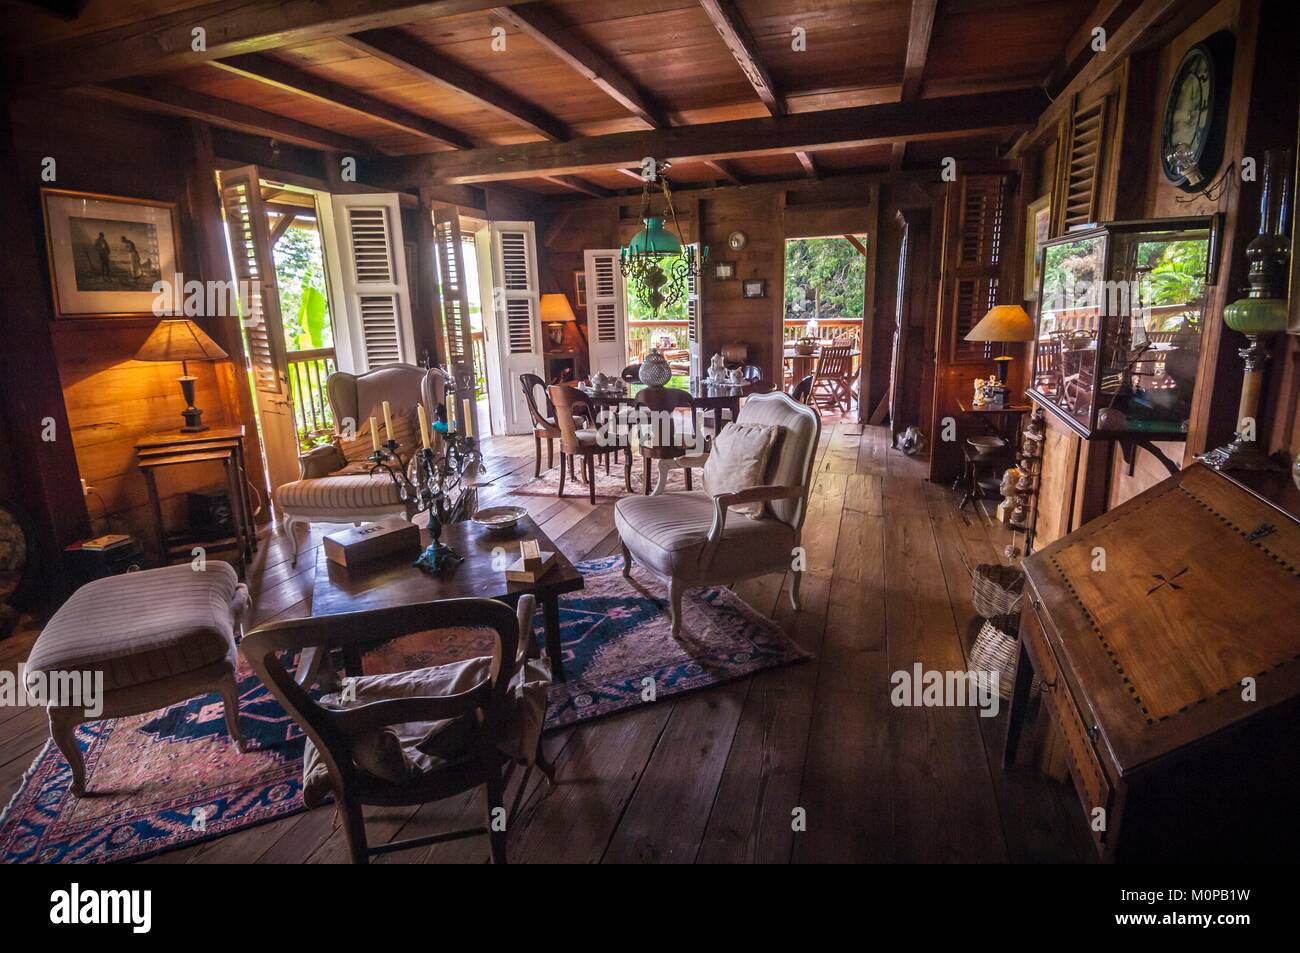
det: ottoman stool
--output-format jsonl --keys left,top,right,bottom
{"left": 24, "top": 562, "right": 250, "bottom": 796}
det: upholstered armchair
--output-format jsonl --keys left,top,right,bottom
{"left": 614, "top": 391, "right": 821, "bottom": 636}
{"left": 275, "top": 363, "right": 446, "bottom": 565}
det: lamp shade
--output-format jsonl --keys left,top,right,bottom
{"left": 135, "top": 318, "right": 229, "bottom": 363}
{"left": 540, "top": 293, "right": 577, "bottom": 323}
{"left": 626, "top": 217, "right": 682, "bottom": 257}
{"left": 965, "top": 305, "right": 1035, "bottom": 343}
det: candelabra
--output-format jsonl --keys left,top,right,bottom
{"left": 367, "top": 430, "right": 484, "bottom": 572}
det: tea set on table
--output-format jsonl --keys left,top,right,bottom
{"left": 705, "top": 352, "right": 745, "bottom": 387}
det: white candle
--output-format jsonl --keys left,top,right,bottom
{"left": 462, "top": 397, "right": 474, "bottom": 438}
{"left": 417, "top": 404, "right": 431, "bottom": 450}
{"left": 382, "top": 400, "right": 394, "bottom": 442}
{"left": 370, "top": 417, "right": 379, "bottom": 453}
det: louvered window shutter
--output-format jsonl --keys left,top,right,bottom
{"left": 330, "top": 194, "right": 415, "bottom": 371}
{"left": 584, "top": 249, "right": 627, "bottom": 377}
{"left": 1061, "top": 99, "right": 1109, "bottom": 231}
{"left": 686, "top": 242, "right": 702, "bottom": 379}
{"left": 488, "top": 222, "right": 544, "bottom": 435}
{"left": 950, "top": 174, "right": 1008, "bottom": 363}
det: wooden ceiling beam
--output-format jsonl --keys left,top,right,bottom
{"left": 82, "top": 77, "right": 379, "bottom": 157}
{"left": 212, "top": 52, "right": 474, "bottom": 149}
{"left": 4, "top": 0, "right": 533, "bottom": 94}
{"left": 702, "top": 160, "right": 744, "bottom": 185}
{"left": 698, "top": 0, "right": 784, "bottom": 117}
{"left": 492, "top": 5, "right": 669, "bottom": 129}
{"left": 1043, "top": 0, "right": 1140, "bottom": 96}
{"left": 540, "top": 175, "right": 613, "bottom": 198}
{"left": 341, "top": 28, "right": 570, "bottom": 141}
{"left": 373, "top": 89, "right": 1047, "bottom": 186}
{"left": 892, "top": 0, "right": 938, "bottom": 171}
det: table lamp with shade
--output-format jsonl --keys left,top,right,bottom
{"left": 540, "top": 293, "right": 577, "bottom": 348}
{"left": 134, "top": 318, "right": 229, "bottom": 432}
{"left": 965, "top": 304, "right": 1036, "bottom": 387}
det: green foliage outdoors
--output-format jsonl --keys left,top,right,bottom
{"left": 273, "top": 224, "right": 333, "bottom": 351}
{"left": 784, "top": 237, "right": 866, "bottom": 320}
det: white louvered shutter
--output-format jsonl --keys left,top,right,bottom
{"left": 217, "top": 165, "right": 299, "bottom": 493}
{"left": 488, "top": 222, "right": 543, "bottom": 435}
{"left": 686, "top": 242, "right": 703, "bottom": 379}
{"left": 330, "top": 194, "right": 415, "bottom": 371}
{"left": 584, "top": 249, "right": 627, "bottom": 378}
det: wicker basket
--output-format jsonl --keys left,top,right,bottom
{"left": 971, "top": 563, "right": 1025, "bottom": 619}
{"left": 969, "top": 616, "right": 1039, "bottom": 701}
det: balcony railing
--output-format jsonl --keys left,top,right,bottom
{"left": 782, "top": 317, "right": 863, "bottom": 343}
{"left": 287, "top": 347, "right": 337, "bottom": 451}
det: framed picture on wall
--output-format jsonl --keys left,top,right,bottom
{"left": 573, "top": 270, "right": 587, "bottom": 309}
{"left": 41, "top": 188, "right": 181, "bottom": 319}
{"left": 742, "top": 278, "right": 767, "bottom": 299}
{"left": 714, "top": 261, "right": 735, "bottom": 280}
{"left": 1024, "top": 195, "right": 1051, "bottom": 302}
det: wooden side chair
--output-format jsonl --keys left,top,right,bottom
{"left": 520, "top": 373, "right": 591, "bottom": 479}
{"left": 809, "top": 343, "right": 855, "bottom": 412}
{"left": 548, "top": 384, "right": 632, "bottom": 504}
{"left": 242, "top": 596, "right": 552, "bottom": 865}
{"left": 633, "top": 386, "right": 708, "bottom": 495}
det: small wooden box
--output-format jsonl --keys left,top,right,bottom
{"left": 505, "top": 550, "right": 556, "bottom": 583}
{"left": 323, "top": 519, "right": 420, "bottom": 568}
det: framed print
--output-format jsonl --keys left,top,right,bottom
{"left": 42, "top": 189, "right": 181, "bottom": 319}
{"left": 1024, "top": 195, "right": 1050, "bottom": 301}
{"left": 714, "top": 261, "right": 735, "bottom": 280}
{"left": 742, "top": 278, "right": 766, "bottom": 299}
{"left": 574, "top": 270, "right": 587, "bottom": 308}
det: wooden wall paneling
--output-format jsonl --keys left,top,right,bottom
{"left": 858, "top": 184, "right": 881, "bottom": 423}
{"left": 0, "top": 107, "right": 89, "bottom": 597}
{"left": 411, "top": 193, "right": 444, "bottom": 368}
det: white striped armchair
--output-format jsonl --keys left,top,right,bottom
{"left": 274, "top": 364, "right": 446, "bottom": 565}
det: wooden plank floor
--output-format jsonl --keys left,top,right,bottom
{"left": 0, "top": 419, "right": 1093, "bottom": 863}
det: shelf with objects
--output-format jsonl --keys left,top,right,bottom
{"left": 1026, "top": 215, "right": 1222, "bottom": 441}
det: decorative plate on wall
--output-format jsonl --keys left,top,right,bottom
{"left": 727, "top": 230, "right": 747, "bottom": 252}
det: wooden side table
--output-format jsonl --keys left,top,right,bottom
{"left": 134, "top": 426, "right": 256, "bottom": 575}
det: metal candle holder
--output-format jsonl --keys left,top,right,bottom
{"left": 367, "top": 430, "right": 484, "bottom": 572}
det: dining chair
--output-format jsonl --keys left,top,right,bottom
{"left": 241, "top": 595, "right": 553, "bottom": 865}
{"left": 809, "top": 343, "right": 855, "bottom": 412}
{"left": 520, "top": 372, "right": 585, "bottom": 479}
{"left": 632, "top": 385, "right": 706, "bottom": 495}
{"left": 548, "top": 384, "right": 632, "bottom": 503}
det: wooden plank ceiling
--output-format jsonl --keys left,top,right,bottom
{"left": 4, "top": 0, "right": 1098, "bottom": 196}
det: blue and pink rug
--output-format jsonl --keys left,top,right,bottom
{"left": 0, "top": 557, "right": 806, "bottom": 863}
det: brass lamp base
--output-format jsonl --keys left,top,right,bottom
{"left": 178, "top": 374, "right": 209, "bottom": 433}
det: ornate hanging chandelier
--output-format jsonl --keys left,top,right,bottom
{"left": 620, "top": 158, "right": 707, "bottom": 317}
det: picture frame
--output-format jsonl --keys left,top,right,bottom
{"left": 742, "top": 278, "right": 767, "bottom": 299}
{"left": 574, "top": 270, "right": 587, "bottom": 309}
{"left": 41, "top": 188, "right": 181, "bottom": 319}
{"left": 714, "top": 261, "right": 736, "bottom": 280}
{"left": 1024, "top": 194, "right": 1051, "bottom": 302}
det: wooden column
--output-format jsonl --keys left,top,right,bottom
{"left": 415, "top": 187, "right": 446, "bottom": 367}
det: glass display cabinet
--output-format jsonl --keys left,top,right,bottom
{"left": 1027, "top": 216, "right": 1221, "bottom": 440}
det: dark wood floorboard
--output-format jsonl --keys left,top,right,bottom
{"left": 0, "top": 418, "right": 1085, "bottom": 863}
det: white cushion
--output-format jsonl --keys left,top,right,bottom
{"left": 702, "top": 422, "right": 778, "bottom": 518}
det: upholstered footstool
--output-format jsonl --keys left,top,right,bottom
{"left": 24, "top": 562, "right": 250, "bottom": 796}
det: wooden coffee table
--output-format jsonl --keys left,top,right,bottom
{"left": 310, "top": 516, "right": 584, "bottom": 680}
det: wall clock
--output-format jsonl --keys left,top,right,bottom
{"left": 1160, "top": 32, "right": 1233, "bottom": 193}
{"left": 727, "top": 230, "right": 747, "bottom": 251}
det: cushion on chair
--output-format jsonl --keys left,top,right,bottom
{"left": 26, "top": 563, "right": 241, "bottom": 693}
{"left": 614, "top": 491, "right": 795, "bottom": 578}
{"left": 702, "top": 423, "right": 778, "bottom": 518}
{"left": 734, "top": 395, "right": 821, "bottom": 525}
{"left": 301, "top": 654, "right": 551, "bottom": 807}
{"left": 336, "top": 408, "right": 420, "bottom": 465}
{"left": 274, "top": 471, "right": 404, "bottom": 512}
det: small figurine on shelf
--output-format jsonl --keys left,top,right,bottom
{"left": 997, "top": 467, "right": 1020, "bottom": 524}
{"left": 972, "top": 376, "right": 987, "bottom": 408}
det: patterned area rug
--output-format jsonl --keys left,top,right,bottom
{"left": 0, "top": 558, "right": 805, "bottom": 863}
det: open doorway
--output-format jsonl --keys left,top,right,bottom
{"left": 783, "top": 235, "right": 867, "bottom": 407}
{"left": 625, "top": 252, "right": 691, "bottom": 377}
